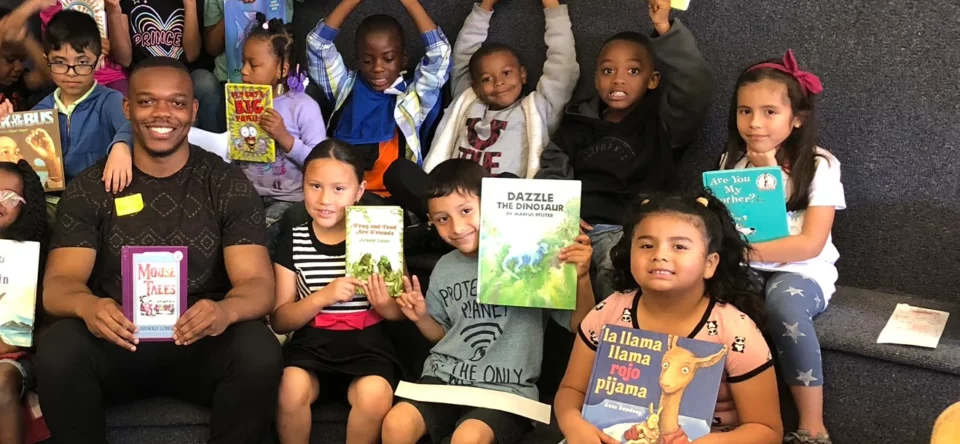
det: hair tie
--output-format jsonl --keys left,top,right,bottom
{"left": 262, "top": 21, "right": 269, "bottom": 30}
{"left": 696, "top": 197, "right": 709, "bottom": 207}
{"left": 747, "top": 49, "right": 823, "bottom": 96}
{"left": 286, "top": 64, "right": 309, "bottom": 94}
{"left": 641, "top": 199, "right": 650, "bottom": 205}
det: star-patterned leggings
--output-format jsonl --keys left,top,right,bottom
{"left": 763, "top": 271, "right": 826, "bottom": 387}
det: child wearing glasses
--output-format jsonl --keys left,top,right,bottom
{"left": 0, "top": 2, "right": 131, "bottom": 188}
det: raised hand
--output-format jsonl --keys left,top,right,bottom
{"left": 648, "top": 0, "right": 671, "bottom": 35}
{"left": 396, "top": 275, "right": 427, "bottom": 322}
{"left": 80, "top": 298, "right": 138, "bottom": 351}
{"left": 479, "top": 0, "right": 500, "bottom": 12}
{"left": 559, "top": 234, "right": 593, "bottom": 278}
{"left": 0, "top": 99, "right": 13, "bottom": 121}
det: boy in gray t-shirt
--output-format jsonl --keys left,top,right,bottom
{"left": 381, "top": 159, "right": 595, "bottom": 444}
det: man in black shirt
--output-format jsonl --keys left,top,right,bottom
{"left": 35, "top": 57, "right": 281, "bottom": 444}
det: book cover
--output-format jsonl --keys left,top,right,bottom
{"left": 225, "top": 83, "right": 275, "bottom": 163}
{"left": 582, "top": 325, "right": 727, "bottom": 443}
{"left": 345, "top": 206, "right": 404, "bottom": 297}
{"left": 224, "top": 0, "right": 285, "bottom": 83}
{"left": 477, "top": 177, "right": 581, "bottom": 310}
{"left": 59, "top": 0, "right": 107, "bottom": 39}
{"left": 0, "top": 240, "right": 40, "bottom": 347}
{"left": 121, "top": 246, "right": 188, "bottom": 342}
{"left": 703, "top": 167, "right": 789, "bottom": 243}
{"left": 0, "top": 110, "right": 64, "bottom": 192}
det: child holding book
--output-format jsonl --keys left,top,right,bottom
{"left": 270, "top": 139, "right": 405, "bottom": 444}
{"left": 719, "top": 50, "right": 844, "bottom": 444}
{"left": 306, "top": 0, "right": 451, "bottom": 206}
{"left": 0, "top": 160, "right": 50, "bottom": 444}
{"left": 380, "top": 159, "right": 595, "bottom": 444}
{"left": 535, "top": 0, "right": 713, "bottom": 302}
{"left": 0, "top": 5, "right": 131, "bottom": 189}
{"left": 105, "top": 15, "right": 327, "bottom": 249}
{"left": 422, "top": 0, "right": 578, "bottom": 178}
{"left": 554, "top": 193, "right": 782, "bottom": 444}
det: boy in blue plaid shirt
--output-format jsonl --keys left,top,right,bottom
{"left": 306, "top": 0, "right": 451, "bottom": 213}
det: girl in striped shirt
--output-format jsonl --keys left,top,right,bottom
{"left": 270, "top": 139, "right": 405, "bottom": 444}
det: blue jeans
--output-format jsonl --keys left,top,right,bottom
{"left": 191, "top": 69, "right": 226, "bottom": 133}
{"left": 587, "top": 224, "right": 623, "bottom": 302}
{"left": 763, "top": 271, "right": 827, "bottom": 387}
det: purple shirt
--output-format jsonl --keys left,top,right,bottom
{"left": 240, "top": 91, "right": 327, "bottom": 201}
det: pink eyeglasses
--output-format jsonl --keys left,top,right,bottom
{"left": 0, "top": 189, "right": 25, "bottom": 209}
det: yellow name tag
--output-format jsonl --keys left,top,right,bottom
{"left": 671, "top": 0, "right": 690, "bottom": 10}
{"left": 115, "top": 194, "right": 144, "bottom": 216}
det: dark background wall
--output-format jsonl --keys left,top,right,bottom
{"left": 293, "top": 0, "right": 960, "bottom": 302}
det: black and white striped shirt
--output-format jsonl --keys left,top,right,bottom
{"left": 274, "top": 222, "right": 370, "bottom": 314}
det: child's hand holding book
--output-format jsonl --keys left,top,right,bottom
{"left": 316, "top": 277, "right": 367, "bottom": 308}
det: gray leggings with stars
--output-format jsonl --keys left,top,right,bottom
{"left": 763, "top": 271, "right": 827, "bottom": 387}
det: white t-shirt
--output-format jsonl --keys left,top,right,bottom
{"left": 725, "top": 147, "right": 846, "bottom": 304}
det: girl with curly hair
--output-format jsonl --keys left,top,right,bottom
{"left": 554, "top": 191, "right": 782, "bottom": 444}
{"left": 0, "top": 159, "right": 49, "bottom": 444}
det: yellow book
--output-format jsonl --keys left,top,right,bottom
{"left": 225, "top": 83, "right": 275, "bottom": 163}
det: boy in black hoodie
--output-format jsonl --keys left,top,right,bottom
{"left": 536, "top": 0, "right": 712, "bottom": 301}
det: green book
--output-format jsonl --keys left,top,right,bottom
{"left": 345, "top": 206, "right": 405, "bottom": 297}
{"left": 478, "top": 177, "right": 581, "bottom": 310}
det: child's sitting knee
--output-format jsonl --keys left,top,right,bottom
{"left": 349, "top": 376, "right": 393, "bottom": 418}
{"left": 450, "top": 419, "right": 495, "bottom": 444}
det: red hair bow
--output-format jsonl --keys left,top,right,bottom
{"left": 748, "top": 49, "right": 823, "bottom": 96}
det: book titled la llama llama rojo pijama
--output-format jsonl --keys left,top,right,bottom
{"left": 477, "top": 177, "right": 581, "bottom": 310}
{"left": 582, "top": 325, "right": 727, "bottom": 443}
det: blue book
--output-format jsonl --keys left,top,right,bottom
{"left": 224, "top": 0, "right": 286, "bottom": 83}
{"left": 703, "top": 167, "right": 789, "bottom": 243}
{"left": 582, "top": 325, "right": 727, "bottom": 443}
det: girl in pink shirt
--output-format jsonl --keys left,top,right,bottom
{"left": 40, "top": 3, "right": 128, "bottom": 95}
{"left": 555, "top": 192, "right": 783, "bottom": 444}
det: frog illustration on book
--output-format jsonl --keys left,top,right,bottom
{"left": 377, "top": 255, "right": 404, "bottom": 295}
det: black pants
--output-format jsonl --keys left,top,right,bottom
{"left": 34, "top": 318, "right": 283, "bottom": 444}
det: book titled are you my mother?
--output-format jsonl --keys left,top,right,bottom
{"left": 122, "top": 247, "right": 188, "bottom": 342}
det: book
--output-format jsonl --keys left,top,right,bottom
{"left": 225, "top": 83, "right": 275, "bottom": 163}
{"left": 477, "top": 177, "right": 581, "bottom": 310}
{"left": 0, "top": 240, "right": 41, "bottom": 347}
{"left": 59, "top": 0, "right": 107, "bottom": 39}
{"left": 877, "top": 303, "right": 950, "bottom": 348}
{"left": 702, "top": 167, "right": 789, "bottom": 243}
{"left": 224, "top": 0, "right": 286, "bottom": 83}
{"left": 582, "top": 325, "right": 727, "bottom": 443}
{"left": 0, "top": 110, "right": 65, "bottom": 192}
{"left": 121, "top": 247, "right": 188, "bottom": 342}
{"left": 345, "top": 206, "right": 404, "bottom": 297}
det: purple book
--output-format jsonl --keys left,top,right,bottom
{"left": 121, "top": 246, "right": 188, "bottom": 342}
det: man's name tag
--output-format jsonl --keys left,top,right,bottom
{"left": 115, "top": 194, "right": 144, "bottom": 216}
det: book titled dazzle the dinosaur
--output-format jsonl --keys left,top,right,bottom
{"left": 59, "top": 0, "right": 107, "bottom": 39}
{"left": 703, "top": 167, "right": 789, "bottom": 243}
{"left": 345, "top": 206, "right": 404, "bottom": 297}
{"left": 224, "top": 0, "right": 286, "bottom": 83}
{"left": 477, "top": 177, "right": 581, "bottom": 310}
{"left": 582, "top": 325, "right": 727, "bottom": 444}
{"left": 0, "top": 110, "right": 64, "bottom": 192}
{"left": 225, "top": 83, "right": 275, "bottom": 163}
{"left": 121, "top": 246, "right": 188, "bottom": 342}
{"left": 0, "top": 240, "right": 40, "bottom": 347}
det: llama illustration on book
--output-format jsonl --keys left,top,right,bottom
{"left": 583, "top": 325, "right": 727, "bottom": 443}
